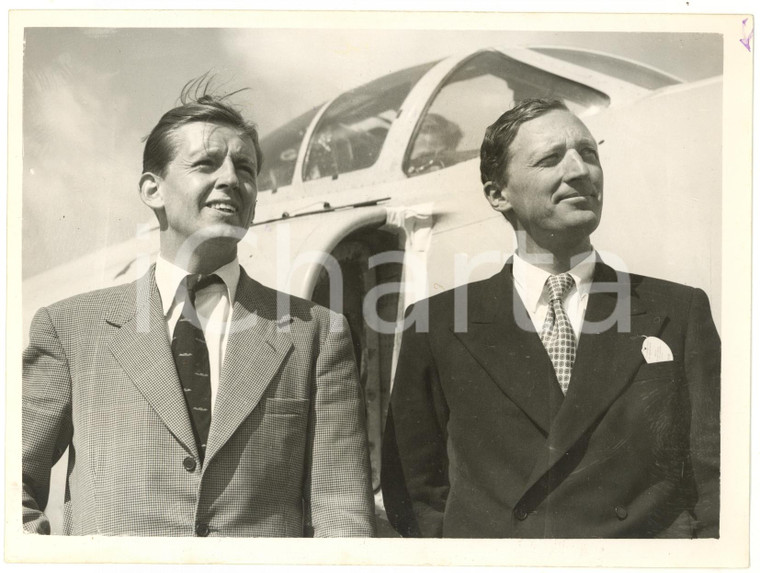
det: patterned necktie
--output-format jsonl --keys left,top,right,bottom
{"left": 172, "top": 273, "right": 222, "bottom": 463}
{"left": 540, "top": 273, "right": 576, "bottom": 395}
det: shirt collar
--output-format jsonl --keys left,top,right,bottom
{"left": 512, "top": 249, "right": 597, "bottom": 313}
{"left": 155, "top": 254, "right": 241, "bottom": 315}
{"left": 566, "top": 250, "right": 596, "bottom": 301}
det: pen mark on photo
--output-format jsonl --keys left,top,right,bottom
{"left": 740, "top": 18, "right": 753, "bottom": 52}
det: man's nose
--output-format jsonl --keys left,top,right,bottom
{"left": 216, "top": 157, "right": 239, "bottom": 188}
{"left": 562, "top": 149, "right": 590, "bottom": 180}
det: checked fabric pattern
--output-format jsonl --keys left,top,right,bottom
{"left": 22, "top": 266, "right": 376, "bottom": 536}
{"left": 540, "top": 273, "right": 576, "bottom": 394}
{"left": 172, "top": 273, "right": 222, "bottom": 463}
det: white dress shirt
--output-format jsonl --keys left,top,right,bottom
{"left": 155, "top": 255, "right": 240, "bottom": 414}
{"left": 512, "top": 250, "right": 597, "bottom": 342}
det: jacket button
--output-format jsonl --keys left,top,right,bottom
{"left": 614, "top": 505, "right": 628, "bottom": 520}
{"left": 183, "top": 456, "right": 196, "bottom": 472}
{"left": 514, "top": 507, "right": 528, "bottom": 521}
{"left": 195, "top": 522, "right": 210, "bottom": 537}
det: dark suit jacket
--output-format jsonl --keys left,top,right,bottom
{"left": 382, "top": 261, "right": 720, "bottom": 538}
{"left": 23, "top": 265, "right": 376, "bottom": 536}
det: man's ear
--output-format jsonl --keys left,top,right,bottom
{"left": 139, "top": 172, "right": 164, "bottom": 210}
{"left": 484, "top": 180, "right": 511, "bottom": 215}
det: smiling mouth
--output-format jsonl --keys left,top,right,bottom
{"left": 556, "top": 190, "right": 597, "bottom": 203}
{"left": 206, "top": 201, "right": 239, "bottom": 214}
{"left": 562, "top": 194, "right": 590, "bottom": 201}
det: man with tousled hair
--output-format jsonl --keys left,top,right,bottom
{"left": 23, "top": 78, "right": 376, "bottom": 537}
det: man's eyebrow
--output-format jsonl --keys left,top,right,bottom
{"left": 578, "top": 136, "right": 598, "bottom": 147}
{"left": 528, "top": 141, "right": 564, "bottom": 158}
{"left": 232, "top": 152, "right": 256, "bottom": 165}
{"left": 188, "top": 146, "right": 220, "bottom": 158}
{"left": 530, "top": 137, "right": 598, "bottom": 157}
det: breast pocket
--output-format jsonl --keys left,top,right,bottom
{"left": 634, "top": 360, "right": 679, "bottom": 382}
{"left": 261, "top": 397, "right": 309, "bottom": 417}
{"left": 233, "top": 397, "right": 311, "bottom": 496}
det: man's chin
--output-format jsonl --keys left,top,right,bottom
{"left": 202, "top": 223, "right": 250, "bottom": 242}
{"left": 173, "top": 224, "right": 250, "bottom": 259}
{"left": 561, "top": 210, "right": 601, "bottom": 233}
{"left": 538, "top": 216, "right": 600, "bottom": 251}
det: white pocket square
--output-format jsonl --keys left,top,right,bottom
{"left": 641, "top": 336, "right": 673, "bottom": 363}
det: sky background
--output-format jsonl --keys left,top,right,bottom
{"left": 22, "top": 27, "right": 723, "bottom": 278}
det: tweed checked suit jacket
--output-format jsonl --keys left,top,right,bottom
{"left": 23, "top": 265, "right": 376, "bottom": 536}
{"left": 382, "top": 261, "right": 720, "bottom": 538}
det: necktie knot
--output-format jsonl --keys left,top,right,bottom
{"left": 183, "top": 274, "right": 222, "bottom": 305}
{"left": 546, "top": 273, "right": 575, "bottom": 303}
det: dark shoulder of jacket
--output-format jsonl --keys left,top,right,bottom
{"left": 402, "top": 271, "right": 504, "bottom": 319}
{"left": 627, "top": 272, "right": 705, "bottom": 314}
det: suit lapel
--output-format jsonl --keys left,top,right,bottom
{"left": 453, "top": 263, "right": 563, "bottom": 435}
{"left": 107, "top": 267, "right": 198, "bottom": 456}
{"left": 204, "top": 271, "right": 293, "bottom": 465}
{"left": 520, "top": 262, "right": 666, "bottom": 495}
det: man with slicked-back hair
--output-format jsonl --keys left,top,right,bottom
{"left": 382, "top": 99, "right": 720, "bottom": 539}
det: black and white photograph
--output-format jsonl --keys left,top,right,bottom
{"left": 5, "top": 5, "right": 753, "bottom": 568}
